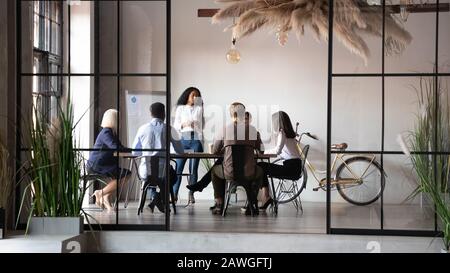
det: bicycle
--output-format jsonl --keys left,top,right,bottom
{"left": 272, "top": 122, "right": 386, "bottom": 207}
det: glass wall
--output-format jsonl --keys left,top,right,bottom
{"left": 329, "top": 0, "right": 448, "bottom": 235}
{"left": 17, "top": 0, "right": 170, "bottom": 230}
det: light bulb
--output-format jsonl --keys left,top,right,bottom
{"left": 277, "top": 31, "right": 289, "bottom": 46}
{"left": 226, "top": 38, "right": 241, "bottom": 64}
{"left": 400, "top": 0, "right": 411, "bottom": 22}
{"left": 226, "top": 48, "right": 241, "bottom": 64}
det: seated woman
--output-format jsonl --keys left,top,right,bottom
{"left": 257, "top": 111, "right": 302, "bottom": 210}
{"left": 87, "top": 109, "right": 131, "bottom": 211}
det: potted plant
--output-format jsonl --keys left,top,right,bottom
{"left": 398, "top": 76, "right": 450, "bottom": 252}
{"left": 18, "top": 97, "right": 91, "bottom": 236}
{"left": 0, "top": 138, "right": 13, "bottom": 239}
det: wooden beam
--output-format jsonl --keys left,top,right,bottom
{"left": 197, "top": 9, "right": 218, "bottom": 18}
{"left": 389, "top": 3, "right": 450, "bottom": 13}
{"left": 197, "top": 3, "right": 450, "bottom": 18}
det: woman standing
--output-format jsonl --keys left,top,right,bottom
{"left": 87, "top": 109, "right": 131, "bottom": 211}
{"left": 173, "top": 87, "right": 204, "bottom": 203}
{"left": 257, "top": 111, "right": 302, "bottom": 210}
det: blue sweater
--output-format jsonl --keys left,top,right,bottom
{"left": 87, "top": 128, "right": 127, "bottom": 175}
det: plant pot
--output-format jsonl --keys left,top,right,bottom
{"left": 441, "top": 249, "right": 450, "bottom": 253}
{"left": 0, "top": 208, "right": 5, "bottom": 239}
{"left": 29, "top": 216, "right": 84, "bottom": 236}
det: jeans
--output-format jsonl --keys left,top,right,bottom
{"left": 173, "top": 135, "right": 203, "bottom": 197}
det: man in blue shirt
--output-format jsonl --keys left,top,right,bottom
{"left": 132, "top": 102, "right": 184, "bottom": 213}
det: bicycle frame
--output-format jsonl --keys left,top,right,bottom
{"left": 295, "top": 133, "right": 377, "bottom": 190}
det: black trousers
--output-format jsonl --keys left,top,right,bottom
{"left": 197, "top": 158, "right": 223, "bottom": 185}
{"left": 257, "top": 158, "right": 302, "bottom": 188}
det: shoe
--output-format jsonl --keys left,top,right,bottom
{"left": 209, "top": 202, "right": 219, "bottom": 210}
{"left": 245, "top": 204, "right": 259, "bottom": 216}
{"left": 92, "top": 191, "right": 104, "bottom": 210}
{"left": 259, "top": 198, "right": 273, "bottom": 210}
{"left": 148, "top": 200, "right": 156, "bottom": 213}
{"left": 170, "top": 195, "right": 178, "bottom": 204}
{"left": 155, "top": 199, "right": 165, "bottom": 213}
{"left": 211, "top": 204, "right": 223, "bottom": 215}
{"left": 186, "top": 182, "right": 206, "bottom": 192}
{"left": 189, "top": 192, "right": 196, "bottom": 204}
{"left": 148, "top": 194, "right": 165, "bottom": 213}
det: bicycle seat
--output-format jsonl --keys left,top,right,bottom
{"left": 331, "top": 143, "right": 348, "bottom": 150}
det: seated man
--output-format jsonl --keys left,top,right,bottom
{"left": 210, "top": 103, "right": 264, "bottom": 215}
{"left": 132, "top": 102, "right": 184, "bottom": 213}
{"left": 187, "top": 111, "right": 260, "bottom": 193}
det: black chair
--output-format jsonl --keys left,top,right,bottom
{"left": 137, "top": 156, "right": 177, "bottom": 215}
{"left": 273, "top": 145, "right": 310, "bottom": 213}
{"left": 221, "top": 144, "right": 260, "bottom": 217}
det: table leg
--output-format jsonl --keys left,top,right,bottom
{"left": 115, "top": 158, "right": 133, "bottom": 209}
{"left": 124, "top": 158, "right": 138, "bottom": 208}
{"left": 268, "top": 158, "right": 278, "bottom": 215}
{"left": 184, "top": 169, "right": 194, "bottom": 208}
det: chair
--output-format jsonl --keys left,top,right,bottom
{"left": 273, "top": 145, "right": 310, "bottom": 213}
{"left": 221, "top": 143, "right": 260, "bottom": 217}
{"left": 137, "top": 156, "right": 177, "bottom": 215}
{"left": 174, "top": 161, "right": 194, "bottom": 207}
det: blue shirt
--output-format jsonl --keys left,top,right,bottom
{"left": 132, "top": 118, "right": 184, "bottom": 179}
{"left": 87, "top": 128, "right": 127, "bottom": 175}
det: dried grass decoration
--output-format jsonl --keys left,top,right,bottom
{"left": 212, "top": 0, "right": 413, "bottom": 64}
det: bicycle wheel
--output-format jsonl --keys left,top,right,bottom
{"left": 273, "top": 164, "right": 307, "bottom": 204}
{"left": 336, "top": 156, "right": 385, "bottom": 206}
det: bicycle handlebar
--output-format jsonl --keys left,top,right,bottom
{"left": 295, "top": 121, "right": 319, "bottom": 142}
{"left": 305, "top": 132, "right": 318, "bottom": 140}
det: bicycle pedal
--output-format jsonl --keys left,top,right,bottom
{"left": 312, "top": 187, "right": 320, "bottom": 192}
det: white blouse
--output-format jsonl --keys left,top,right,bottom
{"left": 173, "top": 105, "right": 204, "bottom": 139}
{"left": 265, "top": 130, "right": 301, "bottom": 160}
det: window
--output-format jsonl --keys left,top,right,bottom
{"left": 32, "top": 0, "right": 62, "bottom": 123}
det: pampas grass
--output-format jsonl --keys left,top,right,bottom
{"left": 213, "top": 0, "right": 413, "bottom": 64}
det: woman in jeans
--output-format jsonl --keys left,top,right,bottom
{"left": 257, "top": 111, "right": 302, "bottom": 210}
{"left": 173, "top": 87, "right": 204, "bottom": 203}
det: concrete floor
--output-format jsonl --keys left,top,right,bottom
{"left": 83, "top": 200, "right": 435, "bottom": 233}
{"left": 0, "top": 231, "right": 446, "bottom": 253}
{"left": 1, "top": 200, "right": 439, "bottom": 253}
